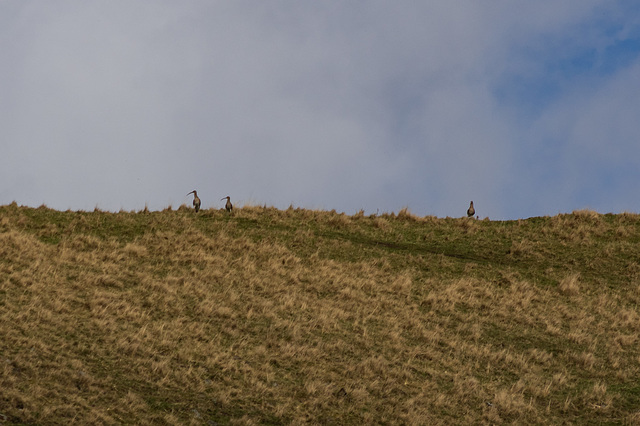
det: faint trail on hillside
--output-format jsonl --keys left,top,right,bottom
{"left": 314, "top": 230, "right": 510, "bottom": 266}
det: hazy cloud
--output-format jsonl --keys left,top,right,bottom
{"left": 2, "top": 1, "right": 640, "bottom": 219}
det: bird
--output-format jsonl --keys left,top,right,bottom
{"left": 467, "top": 201, "right": 475, "bottom": 218}
{"left": 221, "top": 196, "right": 232, "bottom": 212}
{"left": 187, "top": 190, "right": 201, "bottom": 212}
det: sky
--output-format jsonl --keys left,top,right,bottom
{"left": 2, "top": 1, "right": 640, "bottom": 220}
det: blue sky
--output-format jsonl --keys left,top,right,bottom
{"left": 2, "top": 1, "right": 640, "bottom": 220}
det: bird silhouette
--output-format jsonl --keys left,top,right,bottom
{"left": 467, "top": 201, "right": 475, "bottom": 218}
{"left": 221, "top": 196, "right": 232, "bottom": 212}
{"left": 187, "top": 190, "right": 201, "bottom": 212}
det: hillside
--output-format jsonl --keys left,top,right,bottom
{"left": 1, "top": 203, "right": 639, "bottom": 424}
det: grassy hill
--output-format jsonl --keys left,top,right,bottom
{"left": 1, "top": 202, "right": 640, "bottom": 424}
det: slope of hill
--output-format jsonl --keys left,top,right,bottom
{"left": 1, "top": 203, "right": 639, "bottom": 424}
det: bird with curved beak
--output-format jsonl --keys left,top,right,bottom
{"left": 467, "top": 201, "right": 475, "bottom": 218}
{"left": 187, "top": 190, "right": 201, "bottom": 212}
{"left": 221, "top": 196, "right": 232, "bottom": 212}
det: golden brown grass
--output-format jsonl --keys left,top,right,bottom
{"left": 1, "top": 203, "right": 640, "bottom": 424}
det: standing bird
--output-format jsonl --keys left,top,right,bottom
{"left": 467, "top": 201, "right": 475, "bottom": 218}
{"left": 221, "top": 196, "right": 232, "bottom": 212}
{"left": 187, "top": 190, "right": 201, "bottom": 212}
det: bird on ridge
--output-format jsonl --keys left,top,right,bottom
{"left": 221, "top": 196, "right": 232, "bottom": 212}
{"left": 187, "top": 190, "right": 201, "bottom": 212}
{"left": 467, "top": 201, "right": 475, "bottom": 218}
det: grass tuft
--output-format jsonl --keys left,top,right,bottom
{"left": 559, "top": 272, "right": 581, "bottom": 295}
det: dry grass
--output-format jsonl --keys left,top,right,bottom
{"left": 558, "top": 272, "right": 581, "bottom": 295}
{"left": 1, "top": 203, "right": 640, "bottom": 424}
